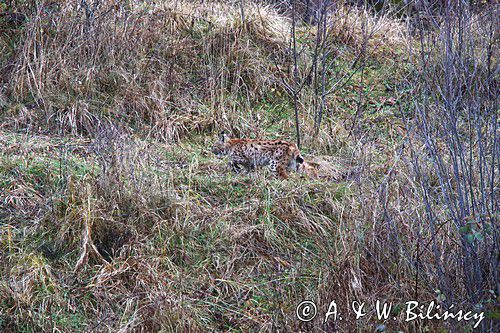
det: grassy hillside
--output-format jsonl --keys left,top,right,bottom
{"left": 1, "top": 0, "right": 498, "bottom": 332}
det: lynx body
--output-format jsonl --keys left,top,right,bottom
{"left": 212, "top": 132, "right": 304, "bottom": 179}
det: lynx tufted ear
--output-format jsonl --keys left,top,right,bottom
{"left": 296, "top": 155, "right": 304, "bottom": 164}
{"left": 219, "top": 131, "right": 230, "bottom": 142}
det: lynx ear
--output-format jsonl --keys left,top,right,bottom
{"left": 219, "top": 131, "right": 229, "bottom": 142}
{"left": 296, "top": 155, "right": 304, "bottom": 164}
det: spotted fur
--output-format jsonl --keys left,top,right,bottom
{"left": 212, "top": 132, "right": 304, "bottom": 179}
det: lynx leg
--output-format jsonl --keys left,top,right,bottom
{"left": 229, "top": 161, "right": 242, "bottom": 172}
{"left": 229, "top": 157, "right": 250, "bottom": 173}
{"left": 276, "top": 165, "right": 289, "bottom": 179}
{"left": 269, "top": 160, "right": 288, "bottom": 179}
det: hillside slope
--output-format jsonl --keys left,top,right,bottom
{"left": 1, "top": 1, "right": 498, "bottom": 332}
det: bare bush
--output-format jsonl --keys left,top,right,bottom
{"left": 391, "top": 0, "right": 498, "bottom": 329}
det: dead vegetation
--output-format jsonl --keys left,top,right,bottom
{"left": 0, "top": 0, "right": 498, "bottom": 332}
{"left": 2, "top": 0, "right": 292, "bottom": 141}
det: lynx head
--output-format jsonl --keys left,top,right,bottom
{"left": 298, "top": 161, "right": 319, "bottom": 179}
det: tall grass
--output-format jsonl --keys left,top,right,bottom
{"left": 2, "top": 0, "right": 290, "bottom": 140}
{"left": 0, "top": 0, "right": 498, "bottom": 332}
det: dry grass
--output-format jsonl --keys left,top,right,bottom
{"left": 2, "top": 0, "right": 290, "bottom": 141}
{"left": 0, "top": 126, "right": 473, "bottom": 332}
{"left": 326, "top": 3, "right": 408, "bottom": 60}
{"left": 0, "top": 129, "right": 359, "bottom": 331}
{"left": 0, "top": 1, "right": 497, "bottom": 332}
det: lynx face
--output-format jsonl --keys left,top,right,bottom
{"left": 298, "top": 161, "right": 319, "bottom": 179}
{"left": 212, "top": 132, "right": 304, "bottom": 179}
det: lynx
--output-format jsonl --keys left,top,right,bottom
{"left": 212, "top": 132, "right": 304, "bottom": 179}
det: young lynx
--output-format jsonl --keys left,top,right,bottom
{"left": 212, "top": 132, "right": 304, "bottom": 179}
